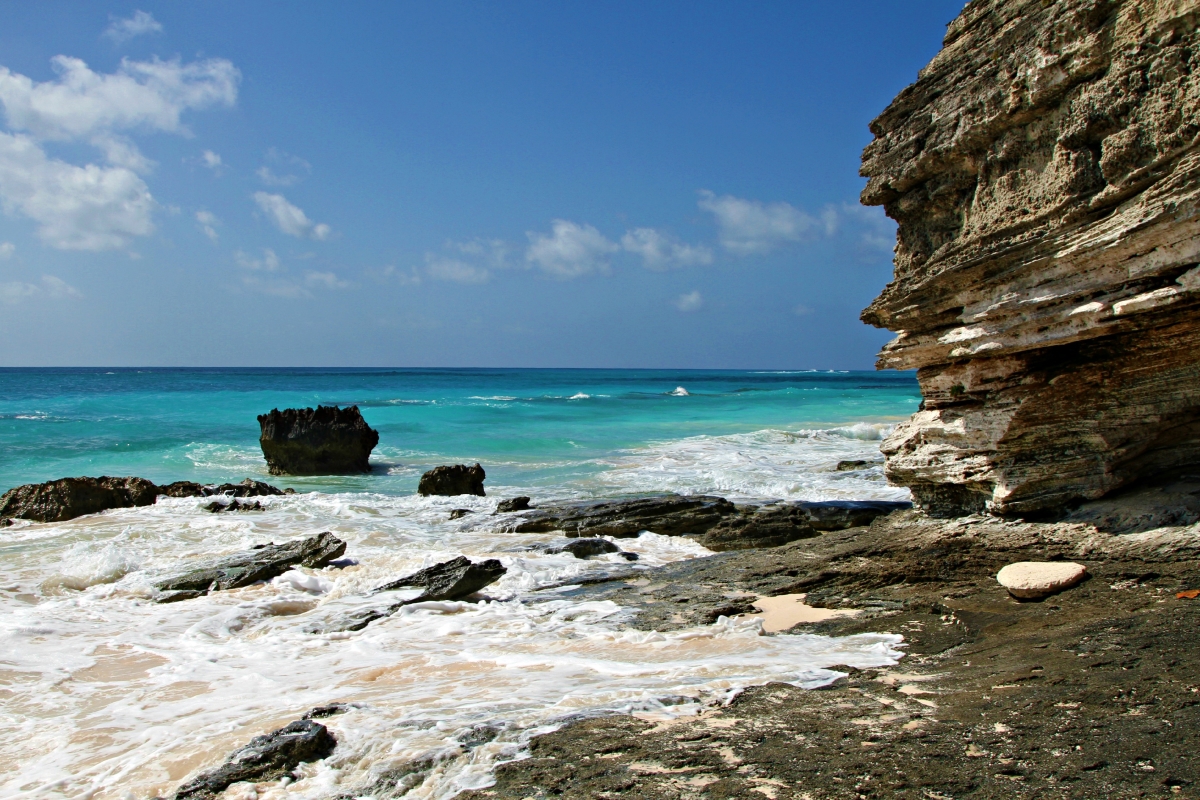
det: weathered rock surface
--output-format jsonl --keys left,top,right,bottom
{"left": 798, "top": 500, "right": 914, "bottom": 531}
{"left": 159, "top": 478, "right": 287, "bottom": 498}
{"left": 496, "top": 496, "right": 532, "bottom": 513}
{"left": 997, "top": 560, "right": 1089, "bottom": 599}
{"left": 173, "top": 719, "right": 336, "bottom": 800}
{"left": 836, "top": 459, "right": 880, "bottom": 471}
{"left": 700, "top": 504, "right": 818, "bottom": 551}
{"left": 154, "top": 532, "right": 346, "bottom": 602}
{"left": 0, "top": 476, "right": 158, "bottom": 523}
{"left": 418, "top": 463, "right": 486, "bottom": 496}
{"left": 530, "top": 537, "right": 638, "bottom": 560}
{"left": 318, "top": 556, "right": 507, "bottom": 633}
{"left": 510, "top": 494, "right": 738, "bottom": 538}
{"left": 204, "top": 498, "right": 264, "bottom": 513}
{"left": 258, "top": 405, "right": 379, "bottom": 475}
{"left": 861, "top": 0, "right": 1200, "bottom": 517}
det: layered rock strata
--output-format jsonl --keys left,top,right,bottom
{"left": 258, "top": 405, "right": 379, "bottom": 475}
{"left": 861, "top": 0, "right": 1200, "bottom": 516}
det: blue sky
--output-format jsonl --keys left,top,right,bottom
{"left": 0, "top": 2, "right": 962, "bottom": 368}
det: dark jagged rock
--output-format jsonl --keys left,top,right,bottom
{"left": 0, "top": 518, "right": 12, "bottom": 527}
{"left": 154, "top": 532, "right": 346, "bottom": 603}
{"left": 511, "top": 494, "right": 738, "bottom": 539}
{"left": 172, "top": 719, "right": 336, "bottom": 800}
{"left": 835, "top": 460, "right": 879, "bottom": 472}
{"left": 534, "top": 537, "right": 621, "bottom": 559}
{"left": 302, "top": 703, "right": 358, "bottom": 720}
{"left": 258, "top": 405, "right": 379, "bottom": 476}
{"left": 205, "top": 499, "right": 264, "bottom": 513}
{"left": 496, "top": 496, "right": 532, "bottom": 513}
{"left": 449, "top": 508, "right": 475, "bottom": 520}
{"left": 0, "top": 476, "right": 158, "bottom": 523}
{"left": 418, "top": 463, "right": 486, "bottom": 497}
{"left": 318, "top": 557, "right": 508, "bottom": 634}
{"left": 159, "top": 478, "right": 286, "bottom": 498}
{"left": 700, "top": 505, "right": 819, "bottom": 552}
{"left": 796, "top": 500, "right": 913, "bottom": 531}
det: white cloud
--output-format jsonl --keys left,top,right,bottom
{"left": 0, "top": 241, "right": 12, "bottom": 259}
{"left": 305, "top": 270, "right": 349, "bottom": 289}
{"left": 698, "top": 190, "right": 823, "bottom": 255}
{"left": 450, "top": 237, "right": 510, "bottom": 267}
{"left": 525, "top": 220, "right": 618, "bottom": 278}
{"left": 256, "top": 166, "right": 298, "bottom": 186}
{"left": 103, "top": 11, "right": 164, "bottom": 43}
{"left": 195, "top": 209, "right": 218, "bottom": 242}
{"left": 202, "top": 149, "right": 222, "bottom": 171}
{"left": 252, "top": 191, "right": 331, "bottom": 241}
{"left": 234, "top": 247, "right": 280, "bottom": 271}
{"left": 0, "top": 274, "right": 81, "bottom": 303}
{"left": 240, "top": 274, "right": 307, "bottom": 299}
{"left": 620, "top": 227, "right": 713, "bottom": 270}
{"left": 367, "top": 264, "right": 422, "bottom": 285}
{"left": 674, "top": 290, "right": 703, "bottom": 312}
{"left": 833, "top": 202, "right": 896, "bottom": 253}
{"left": 425, "top": 255, "right": 489, "bottom": 284}
{"left": 0, "top": 131, "right": 155, "bottom": 250}
{"left": 256, "top": 148, "right": 310, "bottom": 186}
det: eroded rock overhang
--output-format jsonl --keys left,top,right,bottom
{"left": 860, "top": 0, "right": 1200, "bottom": 517}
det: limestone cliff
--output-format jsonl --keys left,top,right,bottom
{"left": 861, "top": 0, "right": 1200, "bottom": 516}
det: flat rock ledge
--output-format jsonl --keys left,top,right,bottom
{"left": 997, "top": 561, "right": 1088, "bottom": 600}
{"left": 154, "top": 532, "right": 346, "bottom": 603}
{"left": 258, "top": 405, "right": 379, "bottom": 476}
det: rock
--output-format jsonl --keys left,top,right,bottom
{"left": 154, "top": 532, "right": 346, "bottom": 602}
{"left": 320, "top": 556, "right": 508, "bottom": 633}
{"left": 302, "top": 703, "right": 357, "bottom": 720}
{"left": 996, "top": 562, "right": 1088, "bottom": 600}
{"left": 0, "top": 476, "right": 158, "bottom": 523}
{"left": 204, "top": 499, "right": 264, "bottom": 513}
{"left": 835, "top": 460, "right": 879, "bottom": 472}
{"left": 860, "top": 0, "right": 1200, "bottom": 517}
{"left": 796, "top": 500, "right": 913, "bottom": 531}
{"left": 258, "top": 405, "right": 379, "bottom": 476}
{"left": 159, "top": 478, "right": 285, "bottom": 498}
{"left": 418, "top": 463, "right": 486, "bottom": 497}
{"left": 496, "top": 496, "right": 532, "bottom": 513}
{"left": 0, "top": 518, "right": 11, "bottom": 527}
{"left": 534, "top": 537, "right": 622, "bottom": 558}
{"left": 449, "top": 508, "right": 475, "bottom": 520}
{"left": 700, "top": 505, "right": 818, "bottom": 551}
{"left": 511, "top": 494, "right": 737, "bottom": 539}
{"left": 172, "top": 719, "right": 336, "bottom": 800}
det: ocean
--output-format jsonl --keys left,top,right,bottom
{"left": 0, "top": 368, "right": 918, "bottom": 799}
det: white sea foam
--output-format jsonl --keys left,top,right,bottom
{"left": 568, "top": 393, "right": 590, "bottom": 400}
{"left": 669, "top": 386, "right": 689, "bottom": 396}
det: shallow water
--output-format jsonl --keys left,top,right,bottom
{"left": 0, "top": 368, "right": 916, "bottom": 798}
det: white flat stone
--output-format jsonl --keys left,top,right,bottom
{"left": 996, "top": 561, "right": 1087, "bottom": 599}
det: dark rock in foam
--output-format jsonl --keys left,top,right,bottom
{"left": 510, "top": 494, "right": 738, "bottom": 538}
{"left": 154, "top": 532, "right": 346, "bottom": 603}
{"left": 172, "top": 719, "right": 336, "bottom": 800}
{"left": 159, "top": 478, "right": 286, "bottom": 498}
{"left": 258, "top": 405, "right": 379, "bottom": 476}
{"left": 0, "top": 476, "right": 158, "bottom": 523}
{"left": 496, "top": 496, "right": 532, "bottom": 512}
{"left": 418, "top": 463, "right": 486, "bottom": 497}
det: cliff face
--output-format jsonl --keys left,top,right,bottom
{"left": 861, "top": 0, "right": 1200, "bottom": 516}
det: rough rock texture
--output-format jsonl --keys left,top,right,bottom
{"left": 699, "top": 504, "right": 819, "bottom": 551}
{"left": 997, "top": 560, "right": 1089, "bottom": 598}
{"left": 418, "top": 463, "right": 486, "bottom": 497}
{"left": 258, "top": 405, "right": 379, "bottom": 475}
{"left": 173, "top": 719, "right": 336, "bottom": 800}
{"left": 154, "top": 532, "right": 346, "bottom": 602}
{"left": 861, "top": 0, "right": 1200, "bottom": 517}
{"left": 528, "top": 537, "right": 639, "bottom": 560}
{"left": 495, "top": 496, "right": 532, "bottom": 513}
{"left": 204, "top": 499, "right": 264, "bottom": 513}
{"left": 158, "top": 478, "right": 287, "bottom": 498}
{"left": 509, "top": 495, "right": 738, "bottom": 538}
{"left": 0, "top": 476, "right": 158, "bottom": 523}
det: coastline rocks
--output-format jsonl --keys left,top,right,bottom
{"left": 159, "top": 478, "right": 287, "bottom": 498}
{"left": 173, "top": 719, "right": 336, "bottom": 800}
{"left": 154, "top": 532, "right": 346, "bottom": 603}
{"left": 449, "top": 508, "right": 475, "bottom": 520}
{"left": 700, "top": 505, "right": 818, "bottom": 551}
{"left": 205, "top": 499, "right": 264, "bottom": 513}
{"left": 836, "top": 460, "right": 879, "bottom": 472}
{"left": 496, "top": 496, "right": 532, "bottom": 513}
{"left": 798, "top": 500, "right": 913, "bottom": 531}
{"left": 531, "top": 537, "right": 639, "bottom": 560}
{"left": 997, "top": 562, "right": 1088, "bottom": 600}
{"left": 860, "top": 0, "right": 1200, "bottom": 517}
{"left": 418, "top": 463, "right": 486, "bottom": 497}
{"left": 258, "top": 405, "right": 379, "bottom": 476}
{"left": 511, "top": 494, "right": 738, "bottom": 538}
{"left": 0, "top": 476, "right": 157, "bottom": 523}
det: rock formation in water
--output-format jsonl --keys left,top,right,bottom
{"left": 173, "top": 719, "right": 336, "bottom": 800}
{"left": 861, "top": 0, "right": 1200, "bottom": 517}
{"left": 418, "top": 463, "right": 487, "bottom": 496}
{"left": 0, "top": 476, "right": 158, "bottom": 523}
{"left": 158, "top": 478, "right": 288, "bottom": 498}
{"left": 258, "top": 405, "right": 379, "bottom": 475}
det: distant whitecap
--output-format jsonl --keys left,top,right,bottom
{"left": 669, "top": 386, "right": 690, "bottom": 396}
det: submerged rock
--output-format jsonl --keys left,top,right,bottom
{"left": 318, "top": 556, "right": 507, "bottom": 633}
{"left": 835, "top": 460, "right": 879, "bottom": 472}
{"left": 172, "top": 719, "right": 336, "bottom": 800}
{"left": 0, "top": 476, "right": 158, "bottom": 523}
{"left": 154, "top": 532, "right": 346, "bottom": 602}
{"left": 860, "top": 0, "right": 1200, "bottom": 517}
{"left": 258, "top": 405, "right": 379, "bottom": 476}
{"left": 418, "top": 463, "right": 486, "bottom": 497}
{"left": 496, "top": 496, "right": 532, "bottom": 513}
{"left": 204, "top": 498, "right": 264, "bottom": 513}
{"left": 159, "top": 478, "right": 286, "bottom": 498}
{"left": 449, "top": 508, "right": 475, "bottom": 520}
{"left": 531, "top": 537, "right": 632, "bottom": 559}
{"left": 511, "top": 494, "right": 738, "bottom": 538}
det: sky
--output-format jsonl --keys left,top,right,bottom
{"left": 0, "top": 2, "right": 963, "bottom": 368}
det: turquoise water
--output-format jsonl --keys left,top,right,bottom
{"left": 0, "top": 367, "right": 919, "bottom": 498}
